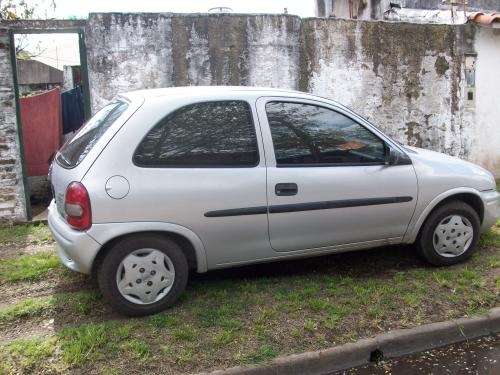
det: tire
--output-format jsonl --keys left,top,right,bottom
{"left": 97, "top": 234, "right": 189, "bottom": 316}
{"left": 417, "top": 200, "right": 480, "bottom": 266}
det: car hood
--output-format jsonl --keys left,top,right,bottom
{"left": 404, "top": 146, "right": 496, "bottom": 192}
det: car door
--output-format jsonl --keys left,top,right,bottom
{"left": 256, "top": 97, "right": 418, "bottom": 252}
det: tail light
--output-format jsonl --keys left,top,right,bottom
{"left": 65, "top": 182, "right": 92, "bottom": 231}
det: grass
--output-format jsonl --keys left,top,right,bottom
{"left": 59, "top": 323, "right": 111, "bottom": 365}
{"left": 1, "top": 338, "right": 57, "bottom": 373}
{"left": 58, "top": 290, "right": 102, "bottom": 315}
{"left": 0, "top": 297, "right": 53, "bottom": 322}
{"left": 0, "top": 220, "right": 498, "bottom": 374}
{"left": 149, "top": 313, "right": 179, "bottom": 329}
{"left": 479, "top": 220, "right": 500, "bottom": 248}
{"left": 240, "top": 344, "right": 279, "bottom": 364}
{"left": 0, "top": 222, "right": 52, "bottom": 245}
{"left": 0, "top": 251, "right": 61, "bottom": 283}
{"left": 171, "top": 324, "right": 198, "bottom": 342}
{"left": 57, "top": 321, "right": 149, "bottom": 365}
{"left": 122, "top": 339, "right": 150, "bottom": 360}
{"left": 0, "top": 291, "right": 102, "bottom": 325}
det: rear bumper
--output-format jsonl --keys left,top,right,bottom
{"left": 47, "top": 200, "right": 101, "bottom": 274}
{"left": 481, "top": 190, "right": 500, "bottom": 233}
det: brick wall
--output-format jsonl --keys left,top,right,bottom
{"left": 0, "top": 27, "right": 27, "bottom": 222}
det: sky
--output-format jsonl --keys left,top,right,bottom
{"left": 31, "top": 0, "right": 315, "bottom": 18}
{"left": 17, "top": 0, "right": 315, "bottom": 70}
{"left": 16, "top": 33, "right": 80, "bottom": 69}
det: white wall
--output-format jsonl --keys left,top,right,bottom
{"left": 473, "top": 27, "right": 500, "bottom": 177}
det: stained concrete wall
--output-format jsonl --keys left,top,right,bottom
{"left": 87, "top": 13, "right": 301, "bottom": 110}
{"left": 300, "top": 19, "right": 476, "bottom": 162}
{"left": 88, "top": 14, "right": 490, "bottom": 170}
{"left": 0, "top": 15, "right": 499, "bottom": 222}
{"left": 16, "top": 59, "right": 63, "bottom": 85}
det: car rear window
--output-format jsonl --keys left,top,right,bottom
{"left": 56, "top": 100, "right": 129, "bottom": 168}
{"left": 133, "top": 100, "right": 259, "bottom": 167}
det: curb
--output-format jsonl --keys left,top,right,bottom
{"left": 201, "top": 307, "right": 500, "bottom": 375}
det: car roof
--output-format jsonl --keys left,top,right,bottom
{"left": 120, "top": 86, "right": 322, "bottom": 102}
{"left": 118, "top": 86, "right": 358, "bottom": 119}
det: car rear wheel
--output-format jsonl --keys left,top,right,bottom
{"left": 417, "top": 201, "right": 480, "bottom": 266}
{"left": 97, "top": 234, "right": 188, "bottom": 316}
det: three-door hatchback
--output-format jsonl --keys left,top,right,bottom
{"left": 48, "top": 86, "right": 499, "bottom": 316}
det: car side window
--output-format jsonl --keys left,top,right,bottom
{"left": 265, "top": 101, "right": 386, "bottom": 166}
{"left": 134, "top": 100, "right": 259, "bottom": 167}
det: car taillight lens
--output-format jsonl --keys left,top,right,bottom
{"left": 65, "top": 182, "right": 92, "bottom": 231}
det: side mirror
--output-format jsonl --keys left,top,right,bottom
{"left": 386, "top": 147, "right": 400, "bottom": 165}
{"left": 385, "top": 146, "right": 411, "bottom": 166}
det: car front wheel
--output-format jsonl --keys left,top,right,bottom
{"left": 97, "top": 234, "right": 188, "bottom": 316}
{"left": 417, "top": 200, "right": 480, "bottom": 266}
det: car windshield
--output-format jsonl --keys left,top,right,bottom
{"left": 57, "top": 100, "right": 129, "bottom": 168}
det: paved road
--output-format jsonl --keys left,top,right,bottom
{"left": 335, "top": 334, "right": 499, "bottom": 375}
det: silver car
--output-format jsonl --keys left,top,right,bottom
{"left": 48, "top": 87, "right": 499, "bottom": 316}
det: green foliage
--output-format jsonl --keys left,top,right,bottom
{"left": 59, "top": 323, "right": 110, "bottom": 365}
{"left": 2, "top": 338, "right": 56, "bottom": 373}
{"left": 0, "top": 291, "right": 102, "bottom": 325}
{"left": 0, "top": 297, "right": 52, "bottom": 322}
{"left": 212, "top": 328, "right": 238, "bottom": 347}
{"left": 171, "top": 324, "right": 198, "bottom": 342}
{"left": 0, "top": 252, "right": 61, "bottom": 283}
{"left": 148, "top": 313, "right": 178, "bottom": 329}
{"left": 0, "top": 222, "right": 52, "bottom": 245}
{"left": 240, "top": 344, "right": 278, "bottom": 364}
{"left": 122, "top": 340, "right": 150, "bottom": 360}
{"left": 55, "top": 290, "right": 102, "bottom": 315}
{"left": 479, "top": 220, "right": 500, "bottom": 248}
{"left": 195, "top": 301, "right": 243, "bottom": 329}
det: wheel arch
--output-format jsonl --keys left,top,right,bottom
{"left": 88, "top": 222, "right": 208, "bottom": 276}
{"left": 405, "top": 188, "right": 485, "bottom": 243}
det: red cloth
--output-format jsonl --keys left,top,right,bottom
{"left": 20, "top": 88, "right": 62, "bottom": 176}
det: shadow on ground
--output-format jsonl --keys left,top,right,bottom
{"left": 189, "top": 244, "right": 426, "bottom": 285}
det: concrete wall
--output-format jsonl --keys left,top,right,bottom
{"left": 16, "top": 59, "right": 63, "bottom": 85}
{"left": 300, "top": 19, "right": 476, "bottom": 162}
{"left": 473, "top": 27, "right": 500, "bottom": 176}
{"left": 62, "top": 65, "right": 74, "bottom": 91}
{"left": 87, "top": 14, "right": 491, "bottom": 170}
{"left": 0, "top": 15, "right": 499, "bottom": 222}
{"left": 87, "top": 13, "right": 301, "bottom": 110}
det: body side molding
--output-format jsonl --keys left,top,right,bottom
{"left": 205, "top": 196, "right": 413, "bottom": 217}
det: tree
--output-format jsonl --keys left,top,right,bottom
{"left": 0, "top": 0, "right": 36, "bottom": 20}
{"left": 0, "top": 0, "right": 57, "bottom": 59}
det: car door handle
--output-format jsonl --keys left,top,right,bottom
{"left": 275, "top": 183, "right": 298, "bottom": 196}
